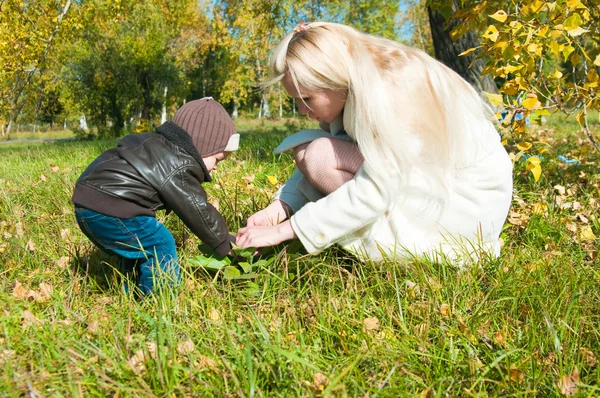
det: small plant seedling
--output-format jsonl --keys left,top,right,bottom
{"left": 189, "top": 243, "right": 274, "bottom": 283}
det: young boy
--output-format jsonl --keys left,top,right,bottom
{"left": 72, "top": 98, "right": 239, "bottom": 294}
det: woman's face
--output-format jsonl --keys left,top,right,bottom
{"left": 282, "top": 74, "right": 346, "bottom": 124}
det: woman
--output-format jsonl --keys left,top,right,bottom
{"left": 236, "top": 22, "right": 513, "bottom": 264}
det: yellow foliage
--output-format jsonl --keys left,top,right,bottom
{"left": 458, "top": 47, "right": 478, "bottom": 57}
{"left": 567, "top": 27, "right": 589, "bottom": 37}
{"left": 484, "top": 92, "right": 504, "bottom": 107}
{"left": 489, "top": 10, "right": 508, "bottom": 23}
{"left": 516, "top": 142, "right": 532, "bottom": 151}
{"left": 483, "top": 25, "right": 499, "bottom": 42}
{"left": 526, "top": 157, "right": 542, "bottom": 182}
{"left": 521, "top": 97, "right": 540, "bottom": 109}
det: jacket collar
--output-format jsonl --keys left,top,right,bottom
{"left": 156, "top": 121, "right": 212, "bottom": 182}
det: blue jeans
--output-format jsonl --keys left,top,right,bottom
{"left": 74, "top": 206, "right": 180, "bottom": 295}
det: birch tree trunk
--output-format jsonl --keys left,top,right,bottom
{"left": 161, "top": 86, "right": 168, "bottom": 124}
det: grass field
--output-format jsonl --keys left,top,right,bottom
{"left": 0, "top": 116, "right": 599, "bottom": 397}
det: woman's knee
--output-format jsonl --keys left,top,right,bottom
{"left": 302, "top": 138, "right": 337, "bottom": 176}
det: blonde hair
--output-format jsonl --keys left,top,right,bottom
{"left": 265, "top": 22, "right": 493, "bottom": 204}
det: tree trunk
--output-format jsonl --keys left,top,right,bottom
{"left": 427, "top": 3, "right": 497, "bottom": 94}
{"left": 262, "top": 93, "right": 270, "bottom": 119}
{"left": 232, "top": 101, "right": 238, "bottom": 120}
{"left": 279, "top": 89, "right": 283, "bottom": 118}
{"left": 161, "top": 86, "right": 168, "bottom": 124}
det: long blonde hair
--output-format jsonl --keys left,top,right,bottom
{"left": 265, "top": 22, "right": 493, "bottom": 203}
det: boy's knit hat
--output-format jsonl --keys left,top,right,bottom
{"left": 172, "top": 97, "right": 239, "bottom": 156}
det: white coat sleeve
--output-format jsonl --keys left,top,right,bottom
{"left": 290, "top": 166, "right": 390, "bottom": 253}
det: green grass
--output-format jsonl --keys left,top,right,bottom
{"left": 0, "top": 117, "right": 599, "bottom": 396}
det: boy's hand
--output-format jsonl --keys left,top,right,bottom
{"left": 236, "top": 220, "right": 296, "bottom": 249}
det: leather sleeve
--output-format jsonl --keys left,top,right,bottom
{"left": 159, "top": 164, "right": 234, "bottom": 256}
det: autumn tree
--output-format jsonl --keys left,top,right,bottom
{"left": 428, "top": 1, "right": 498, "bottom": 93}
{"left": 432, "top": 0, "right": 600, "bottom": 153}
{"left": 0, "top": 0, "right": 75, "bottom": 137}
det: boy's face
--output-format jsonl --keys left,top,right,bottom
{"left": 202, "top": 151, "right": 229, "bottom": 173}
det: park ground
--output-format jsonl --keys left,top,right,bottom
{"left": 0, "top": 115, "right": 599, "bottom": 396}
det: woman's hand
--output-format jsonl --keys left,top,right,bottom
{"left": 236, "top": 220, "right": 297, "bottom": 249}
{"left": 246, "top": 200, "right": 291, "bottom": 227}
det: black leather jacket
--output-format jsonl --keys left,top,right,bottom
{"left": 72, "top": 128, "right": 234, "bottom": 256}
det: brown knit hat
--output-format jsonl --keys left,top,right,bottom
{"left": 172, "top": 97, "right": 238, "bottom": 156}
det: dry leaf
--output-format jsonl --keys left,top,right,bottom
{"left": 177, "top": 340, "right": 195, "bottom": 355}
{"left": 50, "top": 165, "right": 60, "bottom": 173}
{"left": 40, "top": 174, "right": 47, "bottom": 182}
{"left": 554, "top": 185, "right": 566, "bottom": 195}
{"left": 508, "top": 211, "right": 529, "bottom": 226}
{"left": 22, "top": 310, "right": 41, "bottom": 327}
{"left": 495, "top": 330, "right": 505, "bottom": 345}
{"left": 556, "top": 368, "right": 579, "bottom": 396}
{"left": 127, "top": 349, "right": 147, "bottom": 374}
{"left": 25, "top": 240, "right": 36, "bottom": 252}
{"left": 13, "top": 280, "right": 30, "bottom": 300}
{"left": 579, "top": 347, "right": 598, "bottom": 366}
{"left": 39, "top": 282, "right": 53, "bottom": 300}
{"left": 208, "top": 308, "right": 221, "bottom": 324}
{"left": 55, "top": 256, "right": 71, "bottom": 269}
{"left": 362, "top": 317, "right": 380, "bottom": 333}
{"left": 312, "top": 372, "right": 329, "bottom": 392}
{"left": 532, "top": 202, "right": 548, "bottom": 215}
{"left": 580, "top": 226, "right": 596, "bottom": 241}
{"left": 60, "top": 229, "right": 71, "bottom": 240}
{"left": 197, "top": 356, "right": 219, "bottom": 369}
{"left": 509, "top": 365, "right": 524, "bottom": 383}
{"left": 15, "top": 222, "right": 24, "bottom": 238}
{"left": 0, "top": 350, "right": 16, "bottom": 366}
{"left": 86, "top": 320, "right": 99, "bottom": 336}
{"left": 419, "top": 387, "right": 434, "bottom": 398}
{"left": 439, "top": 303, "right": 450, "bottom": 317}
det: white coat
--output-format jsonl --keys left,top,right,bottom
{"left": 273, "top": 111, "right": 513, "bottom": 264}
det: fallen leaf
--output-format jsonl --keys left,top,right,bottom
{"left": 267, "top": 175, "right": 278, "bottom": 185}
{"left": 25, "top": 240, "right": 36, "bottom": 252}
{"left": 55, "top": 256, "right": 71, "bottom": 269}
{"left": 554, "top": 185, "right": 566, "bottom": 195}
{"left": 362, "top": 317, "right": 380, "bottom": 332}
{"left": 60, "top": 229, "right": 71, "bottom": 240}
{"left": 22, "top": 310, "right": 42, "bottom": 327}
{"left": 127, "top": 349, "right": 147, "bottom": 374}
{"left": 556, "top": 368, "right": 579, "bottom": 396}
{"left": 532, "top": 202, "right": 548, "bottom": 215}
{"left": 208, "top": 308, "right": 221, "bottom": 324}
{"left": 39, "top": 282, "right": 53, "bottom": 300}
{"left": 15, "top": 222, "right": 24, "bottom": 238}
{"left": 419, "top": 387, "right": 434, "bottom": 398}
{"left": 579, "top": 347, "right": 597, "bottom": 366}
{"left": 439, "top": 304, "right": 450, "bottom": 317}
{"left": 509, "top": 365, "right": 524, "bottom": 383}
{"left": 312, "top": 372, "right": 329, "bottom": 392}
{"left": 177, "top": 340, "right": 195, "bottom": 355}
{"left": 580, "top": 226, "right": 596, "bottom": 241}
{"left": 86, "top": 320, "right": 99, "bottom": 336}
{"left": 495, "top": 330, "right": 505, "bottom": 345}
{"left": 195, "top": 355, "right": 219, "bottom": 369}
